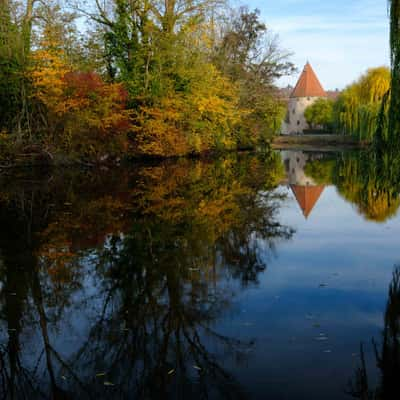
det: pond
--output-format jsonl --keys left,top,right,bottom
{"left": 0, "top": 149, "right": 399, "bottom": 399}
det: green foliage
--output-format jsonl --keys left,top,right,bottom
{"left": 333, "top": 67, "right": 391, "bottom": 141}
{"left": 0, "top": 4, "right": 27, "bottom": 133}
{"left": 304, "top": 98, "right": 334, "bottom": 131}
{"left": 0, "top": 1, "right": 294, "bottom": 160}
{"left": 305, "top": 149, "right": 400, "bottom": 223}
{"left": 388, "top": 0, "right": 400, "bottom": 144}
{"left": 214, "top": 7, "right": 295, "bottom": 147}
{"left": 304, "top": 157, "right": 336, "bottom": 185}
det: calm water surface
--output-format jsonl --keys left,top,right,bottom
{"left": 0, "top": 150, "right": 399, "bottom": 399}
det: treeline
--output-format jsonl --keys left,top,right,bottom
{"left": 304, "top": 67, "right": 391, "bottom": 141}
{"left": 306, "top": 0, "right": 400, "bottom": 146}
{"left": 334, "top": 67, "right": 390, "bottom": 141}
{"left": 0, "top": 0, "right": 294, "bottom": 161}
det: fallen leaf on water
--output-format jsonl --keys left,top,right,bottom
{"left": 104, "top": 381, "right": 114, "bottom": 386}
{"left": 168, "top": 369, "right": 175, "bottom": 375}
{"left": 61, "top": 376, "right": 66, "bottom": 380}
{"left": 96, "top": 372, "right": 106, "bottom": 377}
{"left": 193, "top": 365, "right": 202, "bottom": 370}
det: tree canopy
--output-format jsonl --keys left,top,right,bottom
{"left": 304, "top": 98, "right": 334, "bottom": 132}
{"left": 0, "top": 0, "right": 294, "bottom": 161}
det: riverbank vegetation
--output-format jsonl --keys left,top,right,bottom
{"left": 304, "top": 98, "right": 334, "bottom": 132}
{"left": 307, "top": 0, "right": 399, "bottom": 147}
{"left": 0, "top": 0, "right": 294, "bottom": 163}
{"left": 388, "top": 0, "right": 400, "bottom": 146}
{"left": 302, "top": 67, "right": 391, "bottom": 141}
{"left": 333, "top": 67, "right": 391, "bottom": 141}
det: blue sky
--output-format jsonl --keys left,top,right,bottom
{"left": 240, "top": 0, "right": 390, "bottom": 89}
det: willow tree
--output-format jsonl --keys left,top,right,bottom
{"left": 334, "top": 67, "right": 390, "bottom": 141}
{"left": 389, "top": 0, "right": 400, "bottom": 143}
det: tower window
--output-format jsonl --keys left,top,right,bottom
{"left": 297, "top": 120, "right": 300, "bottom": 125}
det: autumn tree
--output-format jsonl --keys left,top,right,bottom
{"left": 1, "top": 0, "right": 295, "bottom": 159}
{"left": 214, "top": 7, "right": 295, "bottom": 146}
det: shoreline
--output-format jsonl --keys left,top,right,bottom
{"left": 271, "top": 134, "right": 368, "bottom": 150}
{"left": 0, "top": 135, "right": 367, "bottom": 171}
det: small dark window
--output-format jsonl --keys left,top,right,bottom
{"left": 307, "top": 97, "right": 311, "bottom": 100}
{"left": 292, "top": 109, "right": 295, "bottom": 114}
{"left": 297, "top": 120, "right": 300, "bottom": 126}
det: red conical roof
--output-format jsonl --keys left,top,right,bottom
{"left": 290, "top": 184, "right": 325, "bottom": 218}
{"left": 291, "top": 62, "right": 326, "bottom": 98}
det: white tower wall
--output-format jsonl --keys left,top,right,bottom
{"left": 281, "top": 96, "right": 323, "bottom": 135}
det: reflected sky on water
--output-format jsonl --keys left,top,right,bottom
{"left": 0, "top": 150, "right": 398, "bottom": 399}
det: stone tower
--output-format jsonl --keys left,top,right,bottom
{"left": 281, "top": 62, "right": 326, "bottom": 135}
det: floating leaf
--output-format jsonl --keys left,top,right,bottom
{"left": 168, "top": 369, "right": 175, "bottom": 375}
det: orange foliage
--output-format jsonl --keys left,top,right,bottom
{"left": 30, "top": 48, "right": 132, "bottom": 158}
{"left": 133, "top": 96, "right": 191, "bottom": 157}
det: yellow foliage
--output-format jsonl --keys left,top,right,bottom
{"left": 132, "top": 65, "right": 241, "bottom": 157}
{"left": 30, "top": 47, "right": 71, "bottom": 115}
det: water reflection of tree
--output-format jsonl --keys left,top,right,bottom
{"left": 0, "top": 153, "right": 294, "bottom": 399}
{"left": 304, "top": 150, "right": 400, "bottom": 223}
{"left": 347, "top": 265, "right": 400, "bottom": 399}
